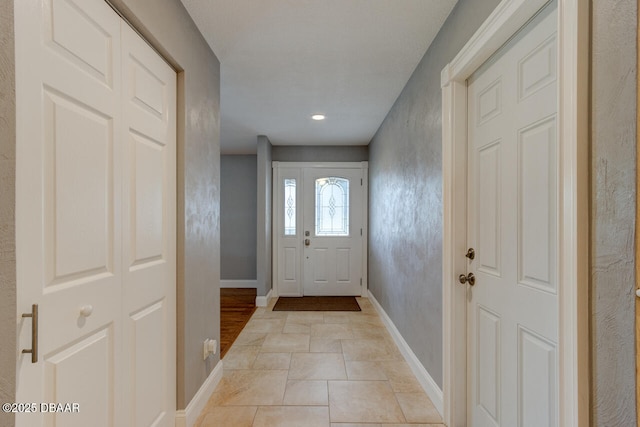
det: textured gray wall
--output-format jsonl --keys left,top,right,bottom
{"left": 590, "top": 0, "right": 637, "bottom": 425}
{"left": 272, "top": 145, "right": 368, "bottom": 162}
{"left": 256, "top": 136, "right": 273, "bottom": 297}
{"left": 368, "top": 0, "right": 501, "bottom": 388}
{"left": 0, "top": 1, "right": 15, "bottom": 426}
{"left": 101, "top": 0, "right": 221, "bottom": 409}
{"left": 221, "top": 155, "right": 257, "bottom": 280}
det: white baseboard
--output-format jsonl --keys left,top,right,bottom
{"left": 368, "top": 292, "right": 444, "bottom": 417}
{"left": 256, "top": 288, "right": 272, "bottom": 307}
{"left": 175, "top": 360, "right": 223, "bottom": 427}
{"left": 220, "top": 279, "right": 257, "bottom": 289}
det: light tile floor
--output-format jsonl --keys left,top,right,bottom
{"left": 196, "top": 297, "right": 444, "bottom": 427}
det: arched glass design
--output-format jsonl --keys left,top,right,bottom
{"left": 315, "top": 177, "right": 349, "bottom": 236}
{"left": 284, "top": 179, "right": 296, "bottom": 235}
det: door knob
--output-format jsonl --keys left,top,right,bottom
{"left": 305, "top": 239, "right": 310, "bottom": 246}
{"left": 80, "top": 305, "right": 93, "bottom": 317}
{"left": 465, "top": 248, "right": 475, "bottom": 260}
{"left": 458, "top": 273, "right": 475, "bottom": 286}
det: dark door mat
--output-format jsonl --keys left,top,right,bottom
{"left": 272, "top": 296, "right": 361, "bottom": 312}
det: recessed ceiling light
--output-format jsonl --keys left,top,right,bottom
{"left": 311, "top": 114, "right": 326, "bottom": 121}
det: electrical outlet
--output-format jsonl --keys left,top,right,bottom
{"left": 208, "top": 339, "right": 217, "bottom": 355}
{"left": 203, "top": 339, "right": 211, "bottom": 360}
{"left": 203, "top": 339, "right": 218, "bottom": 360}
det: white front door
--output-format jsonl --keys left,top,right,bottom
{"left": 273, "top": 163, "right": 367, "bottom": 297}
{"left": 466, "top": 3, "right": 558, "bottom": 427}
{"left": 302, "top": 168, "right": 364, "bottom": 296}
{"left": 14, "top": 0, "right": 176, "bottom": 425}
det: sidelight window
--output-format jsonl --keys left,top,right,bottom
{"left": 284, "top": 179, "right": 296, "bottom": 235}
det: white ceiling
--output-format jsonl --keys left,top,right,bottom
{"left": 180, "top": 0, "right": 459, "bottom": 154}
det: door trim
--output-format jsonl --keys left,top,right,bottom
{"left": 440, "top": 1, "right": 589, "bottom": 426}
{"left": 272, "top": 161, "right": 368, "bottom": 298}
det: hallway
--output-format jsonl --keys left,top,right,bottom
{"left": 195, "top": 298, "right": 442, "bottom": 426}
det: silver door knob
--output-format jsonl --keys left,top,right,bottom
{"left": 458, "top": 273, "right": 475, "bottom": 286}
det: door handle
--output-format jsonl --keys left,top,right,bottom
{"left": 80, "top": 305, "right": 94, "bottom": 317}
{"left": 465, "top": 248, "right": 475, "bottom": 260}
{"left": 458, "top": 273, "right": 475, "bottom": 286}
{"left": 21, "top": 304, "right": 38, "bottom": 363}
{"left": 305, "top": 239, "right": 310, "bottom": 246}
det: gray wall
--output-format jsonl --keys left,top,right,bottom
{"left": 221, "top": 155, "right": 257, "bottom": 280}
{"left": 256, "top": 136, "right": 273, "bottom": 297}
{"left": 272, "top": 145, "right": 368, "bottom": 162}
{"left": 76, "top": 0, "right": 222, "bottom": 410}
{"left": 368, "top": 0, "right": 500, "bottom": 389}
{"left": 590, "top": 0, "right": 637, "bottom": 424}
{"left": 0, "top": 1, "right": 15, "bottom": 426}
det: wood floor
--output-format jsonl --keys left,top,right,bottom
{"left": 220, "top": 288, "right": 257, "bottom": 358}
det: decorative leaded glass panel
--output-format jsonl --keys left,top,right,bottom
{"left": 315, "top": 177, "right": 349, "bottom": 236}
{"left": 284, "top": 179, "right": 296, "bottom": 235}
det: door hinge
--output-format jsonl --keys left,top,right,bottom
{"left": 360, "top": 228, "right": 362, "bottom": 236}
{"left": 360, "top": 278, "right": 362, "bottom": 286}
{"left": 360, "top": 178, "right": 363, "bottom": 185}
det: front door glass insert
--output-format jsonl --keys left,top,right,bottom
{"left": 315, "top": 177, "right": 349, "bottom": 236}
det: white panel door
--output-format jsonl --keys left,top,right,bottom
{"left": 15, "top": 0, "right": 123, "bottom": 425}
{"left": 466, "top": 3, "right": 558, "bottom": 427}
{"left": 15, "top": 0, "right": 176, "bottom": 425}
{"left": 302, "top": 168, "right": 364, "bottom": 296}
{"left": 121, "top": 24, "right": 176, "bottom": 427}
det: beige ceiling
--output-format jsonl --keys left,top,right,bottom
{"left": 180, "top": 0, "right": 459, "bottom": 154}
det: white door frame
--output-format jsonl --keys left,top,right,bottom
{"left": 272, "top": 161, "right": 369, "bottom": 298}
{"left": 441, "top": 1, "right": 589, "bottom": 426}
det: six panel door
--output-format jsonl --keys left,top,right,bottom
{"left": 15, "top": 0, "right": 176, "bottom": 425}
{"left": 121, "top": 22, "right": 177, "bottom": 427}
{"left": 466, "top": 3, "right": 559, "bottom": 426}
